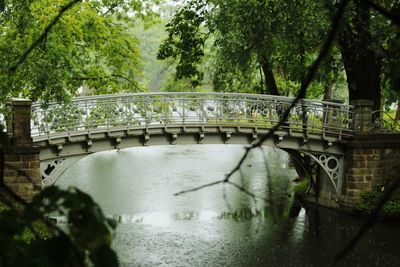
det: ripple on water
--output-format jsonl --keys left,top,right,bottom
{"left": 58, "top": 145, "right": 400, "bottom": 267}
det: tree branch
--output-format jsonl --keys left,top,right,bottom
{"left": 174, "top": 0, "right": 349, "bottom": 205}
{"left": 334, "top": 177, "right": 400, "bottom": 262}
{"left": 362, "top": 0, "right": 400, "bottom": 26}
{"left": 76, "top": 74, "right": 141, "bottom": 91}
{"left": 8, "top": 0, "right": 82, "bottom": 73}
{"left": 225, "top": 0, "right": 349, "bottom": 181}
{"left": 174, "top": 180, "right": 225, "bottom": 196}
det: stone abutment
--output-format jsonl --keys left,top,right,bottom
{"left": 1, "top": 99, "right": 41, "bottom": 202}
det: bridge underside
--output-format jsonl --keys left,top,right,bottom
{"left": 35, "top": 124, "right": 346, "bottom": 199}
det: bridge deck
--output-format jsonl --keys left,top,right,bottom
{"left": 31, "top": 92, "right": 355, "bottom": 142}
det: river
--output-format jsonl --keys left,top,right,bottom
{"left": 57, "top": 145, "right": 400, "bottom": 266}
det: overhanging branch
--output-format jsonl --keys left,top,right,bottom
{"left": 174, "top": 0, "right": 349, "bottom": 204}
{"left": 8, "top": 0, "right": 82, "bottom": 73}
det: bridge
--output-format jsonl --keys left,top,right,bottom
{"left": 2, "top": 93, "right": 399, "bottom": 210}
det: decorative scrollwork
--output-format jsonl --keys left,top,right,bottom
{"left": 30, "top": 93, "right": 355, "bottom": 140}
{"left": 300, "top": 151, "right": 344, "bottom": 199}
{"left": 369, "top": 110, "right": 400, "bottom": 133}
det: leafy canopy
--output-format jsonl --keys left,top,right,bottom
{"left": 158, "top": 0, "right": 343, "bottom": 97}
{"left": 158, "top": 0, "right": 400, "bottom": 106}
{"left": 0, "top": 0, "right": 159, "bottom": 103}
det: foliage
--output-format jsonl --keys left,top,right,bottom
{"left": 135, "top": 17, "right": 212, "bottom": 92}
{"left": 158, "top": 0, "right": 400, "bottom": 113}
{"left": 0, "top": 186, "right": 118, "bottom": 267}
{"left": 158, "top": 0, "right": 348, "bottom": 98}
{"left": 0, "top": 0, "right": 160, "bottom": 103}
{"left": 293, "top": 179, "right": 309, "bottom": 200}
{"left": 157, "top": 0, "right": 207, "bottom": 88}
{"left": 356, "top": 185, "right": 400, "bottom": 218}
{"left": 367, "top": 0, "right": 400, "bottom": 107}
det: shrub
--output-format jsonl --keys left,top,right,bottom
{"left": 293, "top": 179, "right": 309, "bottom": 200}
{"left": 356, "top": 185, "right": 400, "bottom": 218}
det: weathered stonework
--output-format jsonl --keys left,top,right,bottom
{"left": 306, "top": 99, "right": 400, "bottom": 210}
{"left": 340, "top": 133, "right": 400, "bottom": 207}
{"left": 350, "top": 100, "right": 373, "bottom": 133}
{"left": 1, "top": 99, "right": 41, "bottom": 202}
{"left": 305, "top": 133, "right": 400, "bottom": 210}
{"left": 2, "top": 147, "right": 41, "bottom": 202}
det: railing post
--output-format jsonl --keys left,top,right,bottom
{"left": 6, "top": 98, "right": 33, "bottom": 146}
{"left": 324, "top": 99, "right": 344, "bottom": 137}
{"left": 3, "top": 98, "right": 41, "bottom": 202}
{"left": 351, "top": 99, "right": 374, "bottom": 133}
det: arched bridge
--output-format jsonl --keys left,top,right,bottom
{"left": 29, "top": 92, "right": 354, "bottom": 198}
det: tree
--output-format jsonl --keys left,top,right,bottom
{"left": 337, "top": 1, "right": 379, "bottom": 111}
{"left": 158, "top": 0, "right": 347, "bottom": 98}
{"left": 0, "top": 1, "right": 160, "bottom": 266}
{"left": 159, "top": 0, "right": 400, "bottom": 114}
{"left": 0, "top": 0, "right": 159, "bottom": 103}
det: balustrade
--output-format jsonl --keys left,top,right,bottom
{"left": 30, "top": 93, "right": 355, "bottom": 140}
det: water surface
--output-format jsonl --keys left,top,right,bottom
{"left": 58, "top": 145, "right": 400, "bottom": 266}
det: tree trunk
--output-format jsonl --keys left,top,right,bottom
{"left": 338, "top": 1, "right": 381, "bottom": 112}
{"left": 260, "top": 57, "right": 290, "bottom": 128}
{"left": 396, "top": 100, "right": 400, "bottom": 121}
{"left": 260, "top": 58, "right": 279, "bottom": 96}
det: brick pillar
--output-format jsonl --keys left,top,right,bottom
{"left": 2, "top": 99, "right": 41, "bottom": 202}
{"left": 351, "top": 99, "right": 374, "bottom": 133}
{"left": 342, "top": 134, "right": 400, "bottom": 208}
{"left": 6, "top": 98, "right": 33, "bottom": 146}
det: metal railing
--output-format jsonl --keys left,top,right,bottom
{"left": 368, "top": 110, "right": 400, "bottom": 133}
{"left": 31, "top": 92, "right": 355, "bottom": 139}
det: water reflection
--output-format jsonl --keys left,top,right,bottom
{"left": 58, "top": 145, "right": 400, "bottom": 266}
{"left": 100, "top": 206, "right": 300, "bottom": 226}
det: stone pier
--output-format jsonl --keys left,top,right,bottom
{"left": 341, "top": 134, "right": 400, "bottom": 206}
{"left": 312, "top": 100, "right": 400, "bottom": 209}
{"left": 1, "top": 99, "right": 41, "bottom": 202}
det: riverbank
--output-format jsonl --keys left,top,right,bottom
{"left": 354, "top": 184, "right": 400, "bottom": 220}
{"left": 293, "top": 180, "right": 400, "bottom": 221}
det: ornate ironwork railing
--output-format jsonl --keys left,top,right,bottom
{"left": 368, "top": 110, "right": 400, "bottom": 133}
{"left": 30, "top": 92, "right": 355, "bottom": 139}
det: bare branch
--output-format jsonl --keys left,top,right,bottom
{"left": 334, "top": 177, "right": 400, "bottom": 262}
{"left": 8, "top": 0, "right": 82, "bottom": 73}
{"left": 173, "top": 0, "right": 349, "bottom": 202}
{"left": 225, "top": 0, "right": 349, "bottom": 181}
{"left": 174, "top": 179, "right": 225, "bottom": 196}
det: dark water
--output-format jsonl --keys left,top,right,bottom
{"left": 57, "top": 145, "right": 400, "bottom": 267}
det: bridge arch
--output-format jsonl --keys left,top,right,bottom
{"left": 39, "top": 136, "right": 345, "bottom": 200}
{"left": 31, "top": 92, "right": 353, "bottom": 198}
